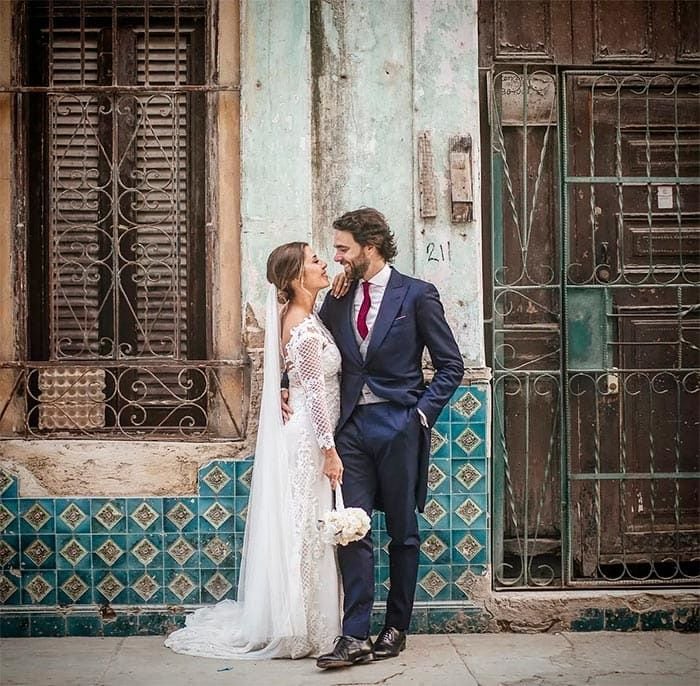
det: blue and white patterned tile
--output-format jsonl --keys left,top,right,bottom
{"left": 418, "top": 495, "right": 450, "bottom": 530}
{"left": 91, "top": 499, "right": 127, "bottom": 534}
{"left": 233, "top": 461, "right": 254, "bottom": 495}
{"left": 452, "top": 424, "right": 486, "bottom": 458}
{"left": 430, "top": 423, "right": 450, "bottom": 458}
{"left": 415, "top": 565, "right": 450, "bottom": 602}
{"left": 94, "top": 569, "right": 128, "bottom": 604}
{"left": 0, "top": 535, "right": 19, "bottom": 568}
{"left": 22, "top": 570, "right": 57, "bottom": 605}
{"left": 451, "top": 493, "right": 487, "bottom": 529}
{"left": 233, "top": 495, "right": 249, "bottom": 533}
{"left": 426, "top": 458, "right": 451, "bottom": 494}
{"left": 19, "top": 500, "right": 54, "bottom": 535}
{"left": 56, "top": 534, "right": 91, "bottom": 570}
{"left": 452, "top": 530, "right": 487, "bottom": 566}
{"left": 127, "top": 533, "right": 164, "bottom": 569}
{"left": 92, "top": 534, "right": 128, "bottom": 570}
{"left": 0, "top": 572, "right": 20, "bottom": 605}
{"left": 199, "top": 533, "right": 235, "bottom": 568}
{"left": 198, "top": 462, "right": 234, "bottom": 498}
{"left": 419, "top": 531, "right": 450, "bottom": 565}
{"left": 201, "top": 568, "right": 236, "bottom": 603}
{"left": 20, "top": 534, "right": 56, "bottom": 569}
{"left": 126, "top": 499, "right": 163, "bottom": 533}
{"left": 57, "top": 570, "right": 92, "bottom": 605}
{"left": 55, "top": 499, "right": 91, "bottom": 534}
{"left": 450, "top": 387, "right": 488, "bottom": 424}
{"left": 198, "top": 497, "right": 235, "bottom": 534}
{"left": 164, "top": 533, "right": 199, "bottom": 569}
{"left": 0, "top": 499, "right": 19, "bottom": 535}
{"left": 0, "top": 468, "right": 18, "bottom": 499}
{"left": 374, "top": 566, "right": 390, "bottom": 602}
{"left": 127, "top": 569, "right": 164, "bottom": 605}
{"left": 163, "top": 498, "right": 198, "bottom": 533}
{"left": 164, "top": 568, "right": 200, "bottom": 605}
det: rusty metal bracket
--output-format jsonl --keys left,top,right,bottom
{"left": 449, "top": 134, "right": 473, "bottom": 223}
{"left": 418, "top": 131, "right": 437, "bottom": 219}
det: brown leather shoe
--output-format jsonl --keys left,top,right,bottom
{"left": 372, "top": 626, "right": 406, "bottom": 659}
{"left": 316, "top": 635, "right": 374, "bottom": 669}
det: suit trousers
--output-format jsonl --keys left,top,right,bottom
{"left": 336, "top": 402, "right": 421, "bottom": 638}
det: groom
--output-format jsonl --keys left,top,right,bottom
{"left": 315, "top": 208, "right": 464, "bottom": 668}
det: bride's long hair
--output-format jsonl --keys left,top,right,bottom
{"left": 266, "top": 241, "right": 308, "bottom": 304}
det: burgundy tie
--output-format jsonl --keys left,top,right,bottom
{"left": 357, "top": 281, "right": 371, "bottom": 339}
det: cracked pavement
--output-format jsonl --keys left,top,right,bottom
{"left": 1, "top": 631, "right": 698, "bottom": 685}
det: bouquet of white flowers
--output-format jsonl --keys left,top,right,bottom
{"left": 319, "top": 486, "right": 371, "bottom": 546}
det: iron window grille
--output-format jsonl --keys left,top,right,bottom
{"left": 1, "top": 1, "right": 245, "bottom": 439}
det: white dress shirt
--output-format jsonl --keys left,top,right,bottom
{"left": 353, "top": 263, "right": 392, "bottom": 404}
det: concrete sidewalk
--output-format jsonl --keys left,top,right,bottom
{"left": 1, "top": 632, "right": 698, "bottom": 686}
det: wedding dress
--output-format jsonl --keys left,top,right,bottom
{"left": 164, "top": 286, "right": 342, "bottom": 659}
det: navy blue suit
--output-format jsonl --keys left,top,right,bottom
{"left": 319, "top": 267, "right": 463, "bottom": 637}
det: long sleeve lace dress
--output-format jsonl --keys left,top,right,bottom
{"left": 164, "top": 313, "right": 342, "bottom": 659}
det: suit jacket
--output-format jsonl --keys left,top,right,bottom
{"left": 319, "top": 267, "right": 464, "bottom": 510}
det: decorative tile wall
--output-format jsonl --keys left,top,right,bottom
{"left": 0, "top": 385, "right": 490, "bottom": 635}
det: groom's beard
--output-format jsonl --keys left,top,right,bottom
{"left": 346, "top": 256, "right": 370, "bottom": 281}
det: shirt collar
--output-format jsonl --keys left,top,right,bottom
{"left": 363, "top": 262, "right": 391, "bottom": 288}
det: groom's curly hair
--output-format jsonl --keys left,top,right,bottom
{"left": 267, "top": 241, "right": 308, "bottom": 304}
{"left": 333, "top": 207, "right": 398, "bottom": 263}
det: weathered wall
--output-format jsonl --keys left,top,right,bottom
{"left": 240, "top": 0, "right": 313, "bottom": 312}
{"left": 244, "top": 0, "right": 485, "bottom": 368}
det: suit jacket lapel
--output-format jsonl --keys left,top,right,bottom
{"left": 366, "top": 268, "right": 407, "bottom": 362}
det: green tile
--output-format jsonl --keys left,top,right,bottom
{"left": 426, "top": 607, "right": 490, "bottom": 633}
{"left": 138, "top": 612, "right": 171, "bottom": 636}
{"left": 674, "top": 607, "right": 699, "bottom": 633}
{"left": 66, "top": 614, "right": 102, "bottom": 636}
{"left": 408, "top": 607, "right": 429, "bottom": 633}
{"left": 102, "top": 614, "right": 138, "bottom": 637}
{"left": 570, "top": 608, "right": 605, "bottom": 632}
{"left": 605, "top": 607, "right": 639, "bottom": 631}
{"left": 0, "top": 614, "right": 30, "bottom": 637}
{"left": 30, "top": 613, "right": 65, "bottom": 637}
{"left": 640, "top": 610, "right": 673, "bottom": 631}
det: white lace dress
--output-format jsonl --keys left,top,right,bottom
{"left": 164, "top": 313, "right": 342, "bottom": 660}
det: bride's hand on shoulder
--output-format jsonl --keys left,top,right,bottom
{"left": 323, "top": 448, "right": 344, "bottom": 489}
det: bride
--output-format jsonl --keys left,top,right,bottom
{"left": 165, "top": 242, "right": 343, "bottom": 659}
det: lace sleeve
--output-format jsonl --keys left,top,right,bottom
{"left": 287, "top": 327, "right": 336, "bottom": 450}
